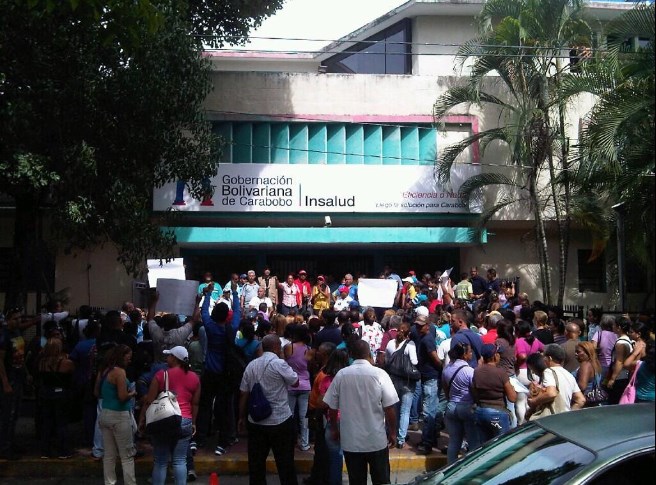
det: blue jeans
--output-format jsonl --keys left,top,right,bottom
{"left": 288, "top": 390, "right": 310, "bottom": 449}
{"left": 444, "top": 401, "right": 479, "bottom": 465}
{"left": 420, "top": 379, "right": 439, "bottom": 447}
{"left": 475, "top": 406, "right": 511, "bottom": 444}
{"left": 410, "top": 381, "right": 422, "bottom": 424}
{"left": 92, "top": 399, "right": 104, "bottom": 457}
{"left": 325, "top": 421, "right": 343, "bottom": 485}
{"left": 152, "top": 418, "right": 193, "bottom": 485}
{"left": 396, "top": 388, "right": 414, "bottom": 445}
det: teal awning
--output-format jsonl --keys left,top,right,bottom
{"left": 167, "top": 227, "right": 486, "bottom": 245}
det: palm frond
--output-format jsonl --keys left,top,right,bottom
{"left": 458, "top": 172, "right": 520, "bottom": 206}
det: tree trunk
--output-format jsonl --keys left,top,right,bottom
{"left": 529, "top": 170, "right": 552, "bottom": 304}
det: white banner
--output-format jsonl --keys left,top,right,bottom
{"left": 153, "top": 164, "right": 480, "bottom": 214}
{"left": 147, "top": 258, "right": 186, "bottom": 287}
{"left": 357, "top": 278, "right": 398, "bottom": 308}
{"left": 155, "top": 278, "right": 199, "bottom": 316}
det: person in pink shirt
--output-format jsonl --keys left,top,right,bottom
{"left": 514, "top": 321, "right": 545, "bottom": 425}
{"left": 279, "top": 274, "right": 300, "bottom": 316}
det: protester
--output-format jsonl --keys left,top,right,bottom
{"left": 607, "top": 317, "right": 634, "bottom": 404}
{"left": 284, "top": 324, "right": 312, "bottom": 452}
{"left": 415, "top": 315, "right": 441, "bottom": 455}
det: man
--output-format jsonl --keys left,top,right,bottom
{"left": 527, "top": 344, "right": 586, "bottom": 418}
{"left": 485, "top": 268, "right": 501, "bottom": 298}
{"left": 332, "top": 273, "right": 358, "bottom": 301}
{"left": 399, "top": 277, "right": 417, "bottom": 308}
{"left": 450, "top": 309, "right": 483, "bottom": 368}
{"left": 241, "top": 270, "right": 260, "bottom": 311}
{"left": 198, "top": 271, "right": 220, "bottom": 311}
{"left": 415, "top": 315, "right": 442, "bottom": 455}
{"left": 481, "top": 311, "right": 503, "bottom": 344}
{"left": 294, "top": 270, "right": 312, "bottom": 314}
{"left": 238, "top": 334, "right": 299, "bottom": 485}
{"left": 197, "top": 285, "right": 238, "bottom": 455}
{"left": 248, "top": 286, "right": 273, "bottom": 314}
{"left": 0, "top": 308, "right": 38, "bottom": 460}
{"left": 223, "top": 273, "right": 243, "bottom": 299}
{"left": 146, "top": 295, "right": 192, "bottom": 364}
{"left": 323, "top": 339, "right": 398, "bottom": 485}
{"left": 561, "top": 321, "right": 583, "bottom": 373}
{"left": 469, "top": 267, "right": 488, "bottom": 306}
{"left": 313, "top": 310, "right": 342, "bottom": 348}
{"left": 257, "top": 266, "right": 279, "bottom": 310}
{"left": 454, "top": 272, "right": 473, "bottom": 301}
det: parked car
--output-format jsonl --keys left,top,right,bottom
{"left": 405, "top": 403, "right": 654, "bottom": 484}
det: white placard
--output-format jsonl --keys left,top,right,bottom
{"left": 147, "top": 259, "right": 186, "bottom": 288}
{"left": 155, "top": 279, "right": 199, "bottom": 316}
{"left": 153, "top": 164, "right": 480, "bottom": 214}
{"left": 357, "top": 278, "right": 398, "bottom": 308}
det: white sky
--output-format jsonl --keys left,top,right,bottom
{"left": 233, "top": 0, "right": 408, "bottom": 52}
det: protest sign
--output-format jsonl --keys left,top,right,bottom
{"left": 155, "top": 278, "right": 198, "bottom": 316}
{"left": 357, "top": 278, "right": 398, "bottom": 308}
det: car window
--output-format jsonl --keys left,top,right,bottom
{"left": 589, "top": 452, "right": 655, "bottom": 484}
{"left": 434, "top": 425, "right": 596, "bottom": 485}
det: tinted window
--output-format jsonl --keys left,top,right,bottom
{"left": 434, "top": 425, "right": 595, "bottom": 484}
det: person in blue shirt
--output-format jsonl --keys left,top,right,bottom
{"left": 450, "top": 309, "right": 483, "bottom": 368}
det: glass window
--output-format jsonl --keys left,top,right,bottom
{"left": 434, "top": 425, "right": 595, "bottom": 484}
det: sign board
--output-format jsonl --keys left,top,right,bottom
{"left": 147, "top": 259, "right": 185, "bottom": 288}
{"left": 357, "top": 278, "right": 398, "bottom": 308}
{"left": 153, "top": 164, "right": 480, "bottom": 214}
{"left": 155, "top": 278, "right": 199, "bottom": 316}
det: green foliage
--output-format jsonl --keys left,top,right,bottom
{"left": 0, "top": 0, "right": 284, "bottom": 287}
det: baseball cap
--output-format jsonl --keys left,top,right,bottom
{"left": 239, "top": 273, "right": 247, "bottom": 279}
{"left": 402, "top": 277, "right": 414, "bottom": 283}
{"left": 338, "top": 285, "right": 348, "bottom": 293}
{"left": 298, "top": 269, "right": 307, "bottom": 275}
{"left": 317, "top": 275, "right": 325, "bottom": 281}
{"left": 163, "top": 346, "right": 189, "bottom": 361}
{"left": 415, "top": 315, "right": 428, "bottom": 326}
{"left": 480, "top": 344, "right": 499, "bottom": 359}
{"left": 415, "top": 306, "right": 429, "bottom": 317}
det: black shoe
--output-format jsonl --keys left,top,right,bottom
{"left": 416, "top": 444, "right": 432, "bottom": 455}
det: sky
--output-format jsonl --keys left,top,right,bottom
{"left": 231, "top": 0, "right": 407, "bottom": 52}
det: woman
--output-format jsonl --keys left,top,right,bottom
{"left": 472, "top": 344, "right": 517, "bottom": 443}
{"left": 593, "top": 314, "right": 618, "bottom": 376}
{"left": 384, "top": 322, "right": 418, "bottom": 449}
{"left": 279, "top": 274, "right": 300, "bottom": 316}
{"left": 495, "top": 320, "right": 517, "bottom": 427}
{"left": 141, "top": 346, "right": 200, "bottom": 485}
{"left": 514, "top": 321, "right": 544, "bottom": 425}
{"left": 235, "top": 320, "right": 263, "bottom": 363}
{"left": 97, "top": 344, "right": 137, "bottom": 485}
{"left": 586, "top": 308, "right": 603, "bottom": 342}
{"left": 487, "top": 292, "right": 501, "bottom": 313}
{"left": 37, "top": 338, "right": 75, "bottom": 459}
{"left": 549, "top": 318, "right": 567, "bottom": 345}
{"left": 311, "top": 275, "right": 332, "bottom": 316}
{"left": 607, "top": 316, "right": 634, "bottom": 404}
{"left": 524, "top": 352, "right": 548, "bottom": 421}
{"left": 317, "top": 349, "right": 349, "bottom": 485}
{"left": 441, "top": 343, "right": 479, "bottom": 465}
{"left": 623, "top": 338, "right": 655, "bottom": 403}
{"left": 574, "top": 341, "right": 604, "bottom": 406}
{"left": 284, "top": 324, "right": 312, "bottom": 451}
{"left": 360, "top": 307, "right": 384, "bottom": 359}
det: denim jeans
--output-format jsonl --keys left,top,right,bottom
{"left": 281, "top": 305, "right": 298, "bottom": 316}
{"left": 475, "top": 406, "right": 511, "bottom": 444}
{"left": 420, "top": 379, "right": 439, "bottom": 447}
{"left": 396, "top": 388, "right": 414, "bottom": 445}
{"left": 444, "top": 401, "right": 479, "bottom": 465}
{"left": 325, "top": 421, "right": 343, "bottom": 485}
{"left": 99, "top": 408, "right": 136, "bottom": 485}
{"left": 409, "top": 380, "right": 422, "bottom": 425}
{"left": 152, "top": 417, "right": 193, "bottom": 485}
{"left": 288, "top": 390, "right": 310, "bottom": 449}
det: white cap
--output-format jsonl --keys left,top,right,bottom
{"left": 415, "top": 306, "right": 429, "bottom": 317}
{"left": 402, "top": 277, "right": 414, "bottom": 283}
{"left": 163, "top": 346, "right": 189, "bottom": 361}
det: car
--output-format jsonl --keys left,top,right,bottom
{"left": 404, "top": 403, "right": 654, "bottom": 484}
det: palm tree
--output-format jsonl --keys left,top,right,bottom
{"left": 434, "top": 0, "right": 592, "bottom": 305}
{"left": 560, "top": 2, "right": 655, "bottom": 306}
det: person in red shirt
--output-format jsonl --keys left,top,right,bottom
{"left": 481, "top": 311, "right": 503, "bottom": 344}
{"left": 294, "top": 270, "right": 312, "bottom": 314}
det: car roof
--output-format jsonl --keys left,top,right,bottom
{"left": 535, "top": 403, "right": 655, "bottom": 452}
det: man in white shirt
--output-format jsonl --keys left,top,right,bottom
{"left": 248, "top": 287, "right": 273, "bottom": 314}
{"left": 323, "top": 339, "right": 399, "bottom": 485}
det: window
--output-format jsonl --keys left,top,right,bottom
{"left": 214, "top": 121, "right": 437, "bottom": 165}
{"left": 626, "top": 257, "right": 647, "bottom": 293}
{"left": 578, "top": 249, "right": 607, "bottom": 293}
{"left": 324, "top": 19, "right": 412, "bottom": 74}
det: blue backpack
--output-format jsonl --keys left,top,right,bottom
{"left": 248, "top": 360, "right": 274, "bottom": 421}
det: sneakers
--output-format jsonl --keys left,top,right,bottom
{"left": 215, "top": 445, "right": 227, "bottom": 456}
{"left": 189, "top": 441, "right": 197, "bottom": 455}
{"left": 395, "top": 442, "right": 406, "bottom": 449}
{"left": 297, "top": 444, "right": 311, "bottom": 452}
{"left": 416, "top": 444, "right": 432, "bottom": 455}
{"left": 188, "top": 469, "right": 197, "bottom": 482}
{"left": 407, "top": 422, "right": 420, "bottom": 431}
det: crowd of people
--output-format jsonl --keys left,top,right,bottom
{"left": 0, "top": 266, "right": 654, "bottom": 485}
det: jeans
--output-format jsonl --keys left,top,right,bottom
{"left": 409, "top": 380, "right": 422, "bottom": 425}
{"left": 325, "top": 421, "right": 343, "bottom": 485}
{"left": 281, "top": 305, "right": 298, "bottom": 316}
{"left": 420, "top": 379, "right": 439, "bottom": 447}
{"left": 288, "top": 390, "right": 310, "bottom": 449}
{"left": 99, "top": 408, "right": 136, "bottom": 485}
{"left": 92, "top": 399, "right": 104, "bottom": 458}
{"left": 247, "top": 417, "right": 298, "bottom": 485}
{"left": 396, "top": 388, "right": 414, "bottom": 445}
{"left": 0, "top": 370, "right": 24, "bottom": 454}
{"left": 475, "top": 406, "right": 511, "bottom": 444}
{"left": 343, "top": 447, "right": 390, "bottom": 485}
{"left": 197, "top": 371, "right": 235, "bottom": 446}
{"left": 152, "top": 417, "right": 193, "bottom": 485}
{"left": 444, "top": 401, "right": 479, "bottom": 465}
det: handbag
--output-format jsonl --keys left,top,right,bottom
{"left": 619, "top": 361, "right": 641, "bottom": 405}
{"left": 529, "top": 368, "right": 567, "bottom": 421}
{"left": 145, "top": 370, "right": 182, "bottom": 436}
{"left": 386, "top": 340, "right": 420, "bottom": 381}
{"left": 584, "top": 373, "right": 608, "bottom": 406}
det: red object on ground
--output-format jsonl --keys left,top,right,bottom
{"left": 209, "top": 472, "right": 219, "bottom": 485}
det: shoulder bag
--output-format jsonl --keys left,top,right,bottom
{"left": 145, "top": 370, "right": 182, "bottom": 436}
{"left": 584, "top": 373, "right": 609, "bottom": 406}
{"left": 529, "top": 368, "right": 567, "bottom": 421}
{"left": 386, "top": 340, "right": 420, "bottom": 381}
{"left": 619, "top": 361, "right": 642, "bottom": 405}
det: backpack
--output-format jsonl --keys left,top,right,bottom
{"left": 248, "top": 360, "right": 273, "bottom": 421}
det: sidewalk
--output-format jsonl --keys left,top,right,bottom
{"left": 1, "top": 400, "right": 448, "bottom": 478}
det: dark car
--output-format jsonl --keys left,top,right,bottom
{"left": 405, "top": 403, "right": 654, "bottom": 484}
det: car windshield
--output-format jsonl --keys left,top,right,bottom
{"left": 419, "top": 423, "right": 596, "bottom": 485}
